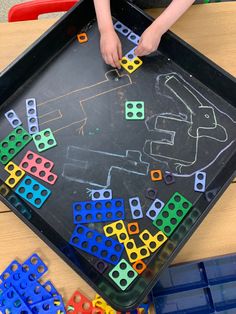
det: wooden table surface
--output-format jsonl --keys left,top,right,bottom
{"left": 0, "top": 2, "right": 235, "bottom": 308}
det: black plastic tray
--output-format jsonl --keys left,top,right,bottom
{"left": 0, "top": 0, "right": 236, "bottom": 311}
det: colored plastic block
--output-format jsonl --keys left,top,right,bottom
{"left": 109, "top": 259, "right": 138, "bottom": 291}
{"left": 70, "top": 224, "right": 124, "bottom": 265}
{"left": 7, "top": 193, "right": 32, "bottom": 220}
{"left": 114, "top": 21, "right": 131, "bottom": 36}
{"left": 120, "top": 57, "right": 143, "bottom": 74}
{"left": 94, "top": 260, "right": 108, "bottom": 274}
{"left": 32, "top": 128, "right": 57, "bottom": 152}
{"left": 146, "top": 198, "right": 165, "bottom": 221}
{"left": 127, "top": 222, "right": 140, "bottom": 235}
{"left": 125, "top": 47, "right": 137, "bottom": 61}
{"left": 124, "top": 239, "right": 150, "bottom": 263}
{"left": 4, "top": 109, "right": 22, "bottom": 128}
{"left": 66, "top": 290, "right": 93, "bottom": 314}
{"left": 0, "top": 287, "right": 31, "bottom": 314}
{"left": 4, "top": 162, "right": 25, "bottom": 188}
{"left": 0, "top": 126, "right": 32, "bottom": 165}
{"left": 139, "top": 229, "right": 167, "bottom": 253}
{"left": 18, "top": 279, "right": 52, "bottom": 305}
{"left": 145, "top": 188, "right": 158, "bottom": 200}
{"left": 132, "top": 260, "right": 147, "bottom": 275}
{"left": 42, "top": 281, "right": 59, "bottom": 297}
{"left": 153, "top": 192, "right": 192, "bottom": 236}
{"left": 26, "top": 98, "right": 38, "bottom": 117}
{"left": 19, "top": 150, "right": 57, "bottom": 185}
{"left": 73, "top": 198, "right": 125, "bottom": 224}
{"left": 125, "top": 101, "right": 144, "bottom": 121}
{"left": 128, "top": 32, "right": 140, "bottom": 45}
{"left": 150, "top": 170, "right": 162, "bottom": 181}
{"left": 77, "top": 32, "right": 88, "bottom": 43}
{"left": 0, "top": 183, "right": 10, "bottom": 197}
{"left": 103, "top": 220, "right": 129, "bottom": 243}
{"left": 129, "top": 197, "right": 143, "bottom": 219}
{"left": 91, "top": 189, "right": 112, "bottom": 200}
{"left": 15, "top": 175, "right": 51, "bottom": 209}
{"left": 30, "top": 295, "right": 65, "bottom": 313}
{"left": 0, "top": 260, "right": 22, "bottom": 293}
{"left": 194, "top": 171, "right": 207, "bottom": 192}
{"left": 27, "top": 116, "right": 39, "bottom": 135}
{"left": 164, "top": 172, "right": 175, "bottom": 185}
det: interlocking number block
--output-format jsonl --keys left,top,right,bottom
{"left": 146, "top": 198, "right": 165, "bottom": 221}
{"left": 114, "top": 21, "right": 131, "bottom": 36}
{"left": 4, "top": 109, "right": 22, "bottom": 128}
{"left": 150, "top": 170, "right": 162, "bottom": 181}
{"left": 139, "top": 229, "right": 167, "bottom": 253}
{"left": 104, "top": 220, "right": 129, "bottom": 243}
{"left": 4, "top": 162, "right": 25, "bottom": 188}
{"left": 0, "top": 287, "right": 31, "bottom": 314}
{"left": 19, "top": 150, "right": 57, "bottom": 185}
{"left": 91, "top": 189, "right": 112, "bottom": 200}
{"left": 66, "top": 290, "right": 93, "bottom": 314}
{"left": 125, "top": 47, "right": 137, "bottom": 61}
{"left": 153, "top": 192, "right": 193, "bottom": 236}
{"left": 94, "top": 260, "right": 108, "bottom": 274}
{"left": 0, "top": 183, "right": 10, "bottom": 197}
{"left": 145, "top": 188, "right": 158, "bottom": 200}
{"left": 125, "top": 101, "right": 144, "bottom": 121}
{"left": 15, "top": 175, "right": 51, "bottom": 209}
{"left": 109, "top": 259, "right": 138, "bottom": 291}
{"left": 77, "top": 32, "right": 88, "bottom": 43}
{"left": 30, "top": 295, "right": 65, "bottom": 313}
{"left": 26, "top": 98, "right": 37, "bottom": 117}
{"left": 124, "top": 239, "right": 150, "bottom": 263}
{"left": 27, "top": 116, "right": 39, "bottom": 135}
{"left": 127, "top": 222, "right": 139, "bottom": 235}
{"left": 33, "top": 128, "right": 57, "bottom": 152}
{"left": 120, "top": 57, "right": 143, "bottom": 74}
{"left": 43, "top": 281, "right": 59, "bottom": 297}
{"left": 132, "top": 260, "right": 147, "bottom": 275}
{"left": 129, "top": 197, "right": 143, "bottom": 219}
{"left": 128, "top": 32, "right": 140, "bottom": 45}
{"left": 73, "top": 198, "right": 125, "bottom": 224}
{"left": 0, "top": 127, "right": 32, "bottom": 165}
{"left": 70, "top": 224, "right": 124, "bottom": 265}
{"left": 194, "top": 171, "right": 207, "bottom": 192}
{"left": 164, "top": 172, "right": 175, "bottom": 185}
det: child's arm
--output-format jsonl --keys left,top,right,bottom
{"left": 135, "top": 0, "right": 195, "bottom": 56}
{"left": 93, "top": 0, "right": 122, "bottom": 68}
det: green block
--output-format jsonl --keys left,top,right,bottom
{"left": 0, "top": 127, "right": 32, "bottom": 165}
{"left": 33, "top": 128, "right": 57, "bottom": 152}
{"left": 153, "top": 192, "right": 192, "bottom": 236}
{"left": 109, "top": 259, "right": 138, "bottom": 291}
{"left": 125, "top": 101, "right": 144, "bottom": 120}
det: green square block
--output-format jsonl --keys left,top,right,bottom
{"left": 0, "top": 127, "right": 32, "bottom": 165}
{"left": 153, "top": 192, "right": 192, "bottom": 237}
{"left": 109, "top": 259, "right": 138, "bottom": 291}
{"left": 125, "top": 101, "right": 144, "bottom": 120}
{"left": 33, "top": 128, "right": 57, "bottom": 152}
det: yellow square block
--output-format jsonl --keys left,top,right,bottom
{"left": 120, "top": 56, "right": 143, "bottom": 74}
{"left": 124, "top": 239, "right": 150, "bottom": 263}
{"left": 103, "top": 220, "right": 129, "bottom": 243}
{"left": 139, "top": 229, "right": 167, "bottom": 253}
{"left": 4, "top": 162, "right": 25, "bottom": 188}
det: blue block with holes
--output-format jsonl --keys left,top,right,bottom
{"left": 30, "top": 295, "right": 65, "bottom": 313}
{"left": 15, "top": 175, "right": 51, "bottom": 209}
{"left": 69, "top": 224, "right": 124, "bottom": 265}
{"left": 17, "top": 280, "right": 52, "bottom": 305}
{"left": 0, "top": 287, "right": 32, "bottom": 314}
{"left": 73, "top": 198, "right": 125, "bottom": 224}
{"left": 42, "top": 281, "right": 59, "bottom": 297}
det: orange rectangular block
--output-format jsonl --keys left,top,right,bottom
{"left": 150, "top": 169, "right": 162, "bottom": 181}
{"left": 127, "top": 222, "right": 140, "bottom": 235}
{"left": 132, "top": 260, "right": 147, "bottom": 274}
{"left": 77, "top": 32, "right": 88, "bottom": 43}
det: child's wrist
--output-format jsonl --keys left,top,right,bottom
{"left": 152, "top": 18, "right": 168, "bottom": 37}
{"left": 99, "top": 24, "right": 114, "bottom": 35}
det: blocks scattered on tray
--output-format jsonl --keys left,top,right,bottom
{"left": 125, "top": 101, "right": 145, "bottom": 120}
{"left": 77, "top": 32, "right": 88, "bottom": 43}
{"left": 129, "top": 196, "right": 143, "bottom": 219}
{"left": 114, "top": 21, "right": 131, "bottom": 36}
{"left": 4, "top": 161, "right": 25, "bottom": 188}
{"left": 194, "top": 171, "right": 206, "bottom": 192}
{"left": 139, "top": 229, "right": 167, "bottom": 253}
{"left": 33, "top": 128, "right": 57, "bottom": 152}
{"left": 4, "top": 109, "right": 22, "bottom": 128}
{"left": 146, "top": 198, "right": 165, "bottom": 221}
{"left": 124, "top": 239, "right": 150, "bottom": 263}
{"left": 103, "top": 220, "right": 129, "bottom": 243}
{"left": 120, "top": 56, "right": 143, "bottom": 74}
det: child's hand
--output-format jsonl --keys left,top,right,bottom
{"left": 135, "top": 25, "right": 162, "bottom": 57}
{"left": 100, "top": 29, "right": 122, "bottom": 69}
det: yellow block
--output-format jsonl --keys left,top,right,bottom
{"left": 139, "top": 229, "right": 167, "bottom": 253}
{"left": 120, "top": 57, "right": 143, "bottom": 74}
{"left": 124, "top": 239, "right": 150, "bottom": 263}
{"left": 4, "top": 161, "right": 25, "bottom": 188}
{"left": 103, "top": 220, "right": 129, "bottom": 243}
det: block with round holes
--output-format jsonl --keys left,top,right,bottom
{"left": 150, "top": 170, "right": 163, "bottom": 182}
{"left": 30, "top": 295, "right": 65, "bottom": 313}
{"left": 94, "top": 260, "right": 108, "bottom": 274}
{"left": 70, "top": 224, "right": 124, "bottom": 265}
{"left": 128, "top": 32, "right": 140, "bottom": 45}
{"left": 4, "top": 109, "right": 22, "bottom": 128}
{"left": 15, "top": 175, "right": 51, "bottom": 209}
{"left": 91, "top": 189, "right": 112, "bottom": 201}
{"left": 164, "top": 172, "right": 175, "bottom": 185}
{"left": 0, "top": 126, "right": 32, "bottom": 165}
{"left": 77, "top": 32, "right": 88, "bottom": 43}
{"left": 129, "top": 197, "right": 143, "bottom": 219}
{"left": 43, "top": 281, "right": 59, "bottom": 297}
{"left": 153, "top": 192, "right": 193, "bottom": 236}
{"left": 19, "top": 150, "right": 57, "bottom": 185}
{"left": 109, "top": 259, "right": 138, "bottom": 291}
{"left": 32, "top": 128, "right": 57, "bottom": 152}
{"left": 146, "top": 198, "right": 165, "bottom": 221}
{"left": 132, "top": 260, "right": 147, "bottom": 275}
{"left": 120, "top": 56, "right": 143, "bottom": 74}
{"left": 139, "top": 229, "right": 167, "bottom": 253}
{"left": 26, "top": 98, "right": 37, "bottom": 117}
{"left": 125, "top": 101, "right": 145, "bottom": 121}
{"left": 0, "top": 287, "right": 32, "bottom": 314}
{"left": 4, "top": 162, "right": 25, "bottom": 188}
{"left": 27, "top": 115, "right": 39, "bottom": 135}
{"left": 103, "top": 220, "right": 129, "bottom": 243}
{"left": 73, "top": 198, "right": 125, "bottom": 224}
{"left": 0, "top": 183, "right": 10, "bottom": 197}
{"left": 145, "top": 188, "right": 158, "bottom": 200}
{"left": 125, "top": 47, "right": 137, "bottom": 61}
{"left": 127, "top": 222, "right": 140, "bottom": 235}
{"left": 124, "top": 239, "right": 150, "bottom": 263}
{"left": 114, "top": 21, "right": 131, "bottom": 36}
{"left": 194, "top": 171, "right": 207, "bottom": 192}
{"left": 66, "top": 290, "right": 93, "bottom": 314}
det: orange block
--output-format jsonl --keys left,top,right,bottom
{"left": 132, "top": 260, "right": 147, "bottom": 274}
{"left": 77, "top": 32, "right": 88, "bottom": 43}
{"left": 150, "top": 169, "right": 162, "bottom": 181}
{"left": 127, "top": 222, "right": 140, "bottom": 235}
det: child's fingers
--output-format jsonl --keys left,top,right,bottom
{"left": 118, "top": 43, "right": 122, "bottom": 60}
{"left": 107, "top": 55, "right": 116, "bottom": 68}
{"left": 113, "top": 51, "right": 121, "bottom": 69}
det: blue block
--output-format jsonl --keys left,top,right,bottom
{"left": 15, "top": 175, "right": 51, "bottom": 209}
{"left": 42, "top": 281, "right": 59, "bottom": 297}
{"left": 17, "top": 280, "right": 52, "bottom": 305}
{"left": 0, "top": 287, "right": 32, "bottom": 314}
{"left": 73, "top": 199, "right": 125, "bottom": 224}
{"left": 70, "top": 224, "right": 124, "bottom": 265}
{"left": 30, "top": 295, "right": 65, "bottom": 313}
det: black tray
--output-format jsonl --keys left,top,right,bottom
{"left": 0, "top": 0, "right": 236, "bottom": 311}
